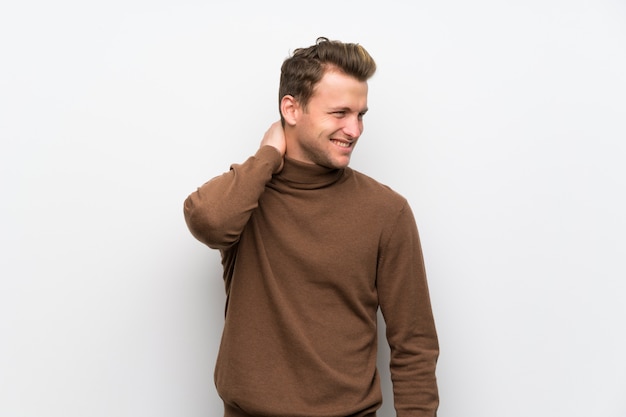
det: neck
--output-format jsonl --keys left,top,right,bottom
{"left": 275, "top": 156, "right": 344, "bottom": 190}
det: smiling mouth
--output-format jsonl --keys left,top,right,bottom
{"left": 331, "top": 139, "right": 353, "bottom": 148}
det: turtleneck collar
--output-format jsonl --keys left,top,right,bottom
{"left": 274, "top": 156, "right": 345, "bottom": 190}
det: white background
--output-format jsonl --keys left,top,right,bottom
{"left": 1, "top": 1, "right": 625, "bottom": 416}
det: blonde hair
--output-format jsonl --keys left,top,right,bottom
{"left": 279, "top": 37, "right": 376, "bottom": 118}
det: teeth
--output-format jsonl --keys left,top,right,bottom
{"left": 332, "top": 140, "right": 350, "bottom": 148}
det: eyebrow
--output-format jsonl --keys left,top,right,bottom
{"left": 331, "top": 106, "right": 369, "bottom": 113}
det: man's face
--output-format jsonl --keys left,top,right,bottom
{"left": 288, "top": 70, "right": 369, "bottom": 169}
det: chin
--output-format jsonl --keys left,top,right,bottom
{"left": 329, "top": 158, "right": 351, "bottom": 169}
{"left": 312, "top": 151, "right": 351, "bottom": 169}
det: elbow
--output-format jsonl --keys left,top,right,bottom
{"left": 183, "top": 198, "right": 238, "bottom": 249}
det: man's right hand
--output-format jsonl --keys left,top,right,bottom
{"left": 260, "top": 121, "right": 286, "bottom": 172}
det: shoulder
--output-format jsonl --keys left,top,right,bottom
{"left": 342, "top": 167, "right": 409, "bottom": 210}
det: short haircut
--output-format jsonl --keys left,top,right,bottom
{"left": 279, "top": 37, "right": 376, "bottom": 118}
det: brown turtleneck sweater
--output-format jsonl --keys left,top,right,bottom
{"left": 184, "top": 146, "right": 439, "bottom": 417}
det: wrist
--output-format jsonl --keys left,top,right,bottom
{"left": 256, "top": 145, "right": 284, "bottom": 173}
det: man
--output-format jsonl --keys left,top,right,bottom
{"left": 184, "top": 37, "right": 439, "bottom": 417}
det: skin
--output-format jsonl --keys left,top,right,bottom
{"left": 260, "top": 69, "right": 369, "bottom": 171}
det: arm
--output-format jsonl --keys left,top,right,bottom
{"left": 377, "top": 202, "right": 439, "bottom": 417}
{"left": 183, "top": 122, "right": 286, "bottom": 249}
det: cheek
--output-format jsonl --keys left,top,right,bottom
{"left": 322, "top": 117, "right": 343, "bottom": 134}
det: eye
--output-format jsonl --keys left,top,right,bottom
{"left": 358, "top": 112, "right": 366, "bottom": 120}
{"left": 332, "top": 111, "right": 347, "bottom": 118}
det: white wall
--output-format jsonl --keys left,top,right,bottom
{"left": 2, "top": 1, "right": 625, "bottom": 416}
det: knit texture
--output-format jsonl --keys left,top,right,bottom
{"left": 184, "top": 146, "right": 439, "bottom": 417}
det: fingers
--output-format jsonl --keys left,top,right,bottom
{"left": 260, "top": 121, "right": 286, "bottom": 156}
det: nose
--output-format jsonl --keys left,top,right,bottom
{"left": 343, "top": 115, "right": 363, "bottom": 139}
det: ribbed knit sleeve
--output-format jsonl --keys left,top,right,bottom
{"left": 377, "top": 201, "right": 439, "bottom": 417}
{"left": 183, "top": 146, "right": 282, "bottom": 249}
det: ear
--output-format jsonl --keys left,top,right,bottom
{"left": 280, "top": 95, "right": 300, "bottom": 126}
